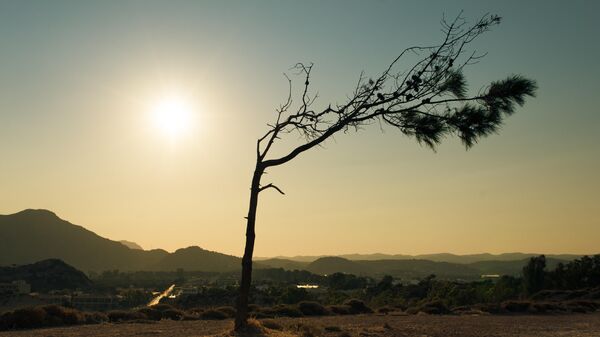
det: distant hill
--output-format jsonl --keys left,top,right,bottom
{"left": 308, "top": 257, "right": 371, "bottom": 276}
{"left": 150, "top": 246, "right": 242, "bottom": 272}
{"left": 260, "top": 252, "right": 582, "bottom": 264}
{"left": 271, "top": 256, "right": 572, "bottom": 279}
{"left": 259, "top": 258, "right": 310, "bottom": 271}
{"left": 119, "top": 240, "right": 143, "bottom": 250}
{"left": 0, "top": 259, "right": 91, "bottom": 292}
{"left": 0, "top": 209, "right": 242, "bottom": 273}
{"left": 1, "top": 209, "right": 586, "bottom": 277}
{"left": 305, "top": 257, "right": 481, "bottom": 279}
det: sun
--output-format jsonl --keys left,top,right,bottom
{"left": 150, "top": 94, "right": 193, "bottom": 140}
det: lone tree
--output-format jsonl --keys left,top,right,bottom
{"left": 234, "top": 13, "right": 537, "bottom": 330}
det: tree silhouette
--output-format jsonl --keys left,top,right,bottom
{"left": 234, "top": 13, "right": 537, "bottom": 330}
{"left": 522, "top": 255, "right": 546, "bottom": 295}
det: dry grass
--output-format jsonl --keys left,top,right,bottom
{"left": 3, "top": 312, "right": 600, "bottom": 336}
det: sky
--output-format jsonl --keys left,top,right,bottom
{"left": 1, "top": 0, "right": 599, "bottom": 257}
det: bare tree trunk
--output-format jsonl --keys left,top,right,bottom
{"left": 234, "top": 164, "right": 263, "bottom": 331}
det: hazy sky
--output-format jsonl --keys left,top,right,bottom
{"left": 1, "top": 1, "right": 598, "bottom": 257}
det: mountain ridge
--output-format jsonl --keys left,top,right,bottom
{"left": 0, "top": 209, "right": 590, "bottom": 276}
{"left": 0, "top": 209, "right": 241, "bottom": 273}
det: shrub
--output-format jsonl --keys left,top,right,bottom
{"left": 151, "top": 304, "right": 175, "bottom": 312}
{"left": 40, "top": 305, "right": 84, "bottom": 326}
{"left": 216, "top": 306, "right": 236, "bottom": 318}
{"left": 377, "top": 306, "right": 394, "bottom": 314}
{"left": 6, "top": 307, "right": 46, "bottom": 329}
{"left": 241, "top": 318, "right": 267, "bottom": 335}
{"left": 182, "top": 313, "right": 199, "bottom": 321}
{"left": 567, "top": 300, "right": 600, "bottom": 311}
{"left": 186, "top": 307, "right": 204, "bottom": 315}
{"left": 417, "top": 300, "right": 450, "bottom": 315}
{"left": 260, "top": 319, "right": 283, "bottom": 330}
{"left": 297, "top": 301, "right": 329, "bottom": 316}
{"left": 83, "top": 311, "right": 109, "bottom": 324}
{"left": 107, "top": 310, "right": 147, "bottom": 322}
{"left": 501, "top": 301, "right": 531, "bottom": 313}
{"left": 262, "top": 305, "right": 304, "bottom": 318}
{"left": 251, "top": 311, "right": 274, "bottom": 319}
{"left": 0, "top": 305, "right": 93, "bottom": 330}
{"left": 137, "top": 308, "right": 162, "bottom": 321}
{"left": 289, "top": 322, "right": 322, "bottom": 337}
{"left": 200, "top": 309, "right": 229, "bottom": 320}
{"left": 163, "top": 309, "right": 184, "bottom": 320}
{"left": 473, "top": 303, "right": 504, "bottom": 314}
{"left": 327, "top": 305, "right": 352, "bottom": 315}
{"left": 343, "top": 299, "right": 373, "bottom": 314}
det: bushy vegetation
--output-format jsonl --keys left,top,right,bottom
{"left": 199, "top": 308, "right": 230, "bottom": 320}
{"left": 297, "top": 301, "right": 329, "bottom": 316}
{"left": 0, "top": 305, "right": 103, "bottom": 330}
{"left": 3, "top": 255, "right": 600, "bottom": 332}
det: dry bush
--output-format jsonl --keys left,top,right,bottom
{"left": 327, "top": 305, "right": 352, "bottom": 315}
{"left": 107, "top": 310, "right": 147, "bottom": 322}
{"left": 297, "top": 301, "right": 329, "bottom": 316}
{"left": 566, "top": 300, "right": 600, "bottom": 311}
{"left": 151, "top": 303, "right": 175, "bottom": 312}
{"left": 406, "top": 300, "right": 449, "bottom": 315}
{"left": 376, "top": 306, "right": 394, "bottom": 315}
{"left": 343, "top": 299, "right": 373, "bottom": 314}
{"left": 262, "top": 305, "right": 304, "bottom": 318}
{"left": 0, "top": 305, "right": 89, "bottom": 330}
{"left": 138, "top": 307, "right": 163, "bottom": 321}
{"left": 41, "top": 305, "right": 84, "bottom": 326}
{"left": 163, "top": 308, "right": 185, "bottom": 320}
{"left": 472, "top": 303, "right": 503, "bottom": 314}
{"left": 83, "top": 311, "right": 109, "bottom": 324}
{"left": 2, "top": 307, "right": 46, "bottom": 329}
{"left": 501, "top": 300, "right": 532, "bottom": 313}
{"left": 200, "top": 309, "right": 229, "bottom": 320}
{"left": 216, "top": 306, "right": 237, "bottom": 318}
{"left": 260, "top": 319, "right": 283, "bottom": 330}
{"left": 288, "top": 322, "right": 322, "bottom": 337}
{"left": 187, "top": 307, "right": 205, "bottom": 314}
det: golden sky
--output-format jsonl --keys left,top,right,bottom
{"left": 1, "top": 1, "right": 598, "bottom": 256}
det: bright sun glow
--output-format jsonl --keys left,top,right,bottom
{"left": 151, "top": 95, "right": 194, "bottom": 141}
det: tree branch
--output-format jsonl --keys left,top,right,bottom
{"left": 259, "top": 183, "right": 285, "bottom": 195}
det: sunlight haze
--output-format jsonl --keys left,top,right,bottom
{"left": 1, "top": 0, "right": 598, "bottom": 257}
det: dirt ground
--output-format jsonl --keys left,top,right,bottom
{"left": 2, "top": 313, "right": 600, "bottom": 337}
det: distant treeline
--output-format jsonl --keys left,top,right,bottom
{"left": 176, "top": 255, "right": 600, "bottom": 310}
{"left": 523, "top": 254, "right": 600, "bottom": 294}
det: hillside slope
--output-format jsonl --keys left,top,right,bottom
{"left": 0, "top": 209, "right": 242, "bottom": 272}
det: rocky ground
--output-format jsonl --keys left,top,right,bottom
{"left": 2, "top": 312, "right": 600, "bottom": 337}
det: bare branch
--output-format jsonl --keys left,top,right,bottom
{"left": 259, "top": 183, "right": 285, "bottom": 195}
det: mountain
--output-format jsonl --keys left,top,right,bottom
{"left": 305, "top": 257, "right": 480, "bottom": 279}
{"left": 0, "top": 209, "right": 585, "bottom": 277}
{"left": 0, "top": 209, "right": 241, "bottom": 273}
{"left": 119, "top": 240, "right": 143, "bottom": 250}
{"left": 260, "top": 252, "right": 582, "bottom": 264}
{"left": 259, "top": 258, "right": 310, "bottom": 271}
{"left": 0, "top": 259, "right": 91, "bottom": 292}
{"left": 307, "top": 257, "right": 370, "bottom": 275}
{"left": 150, "top": 246, "right": 242, "bottom": 272}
